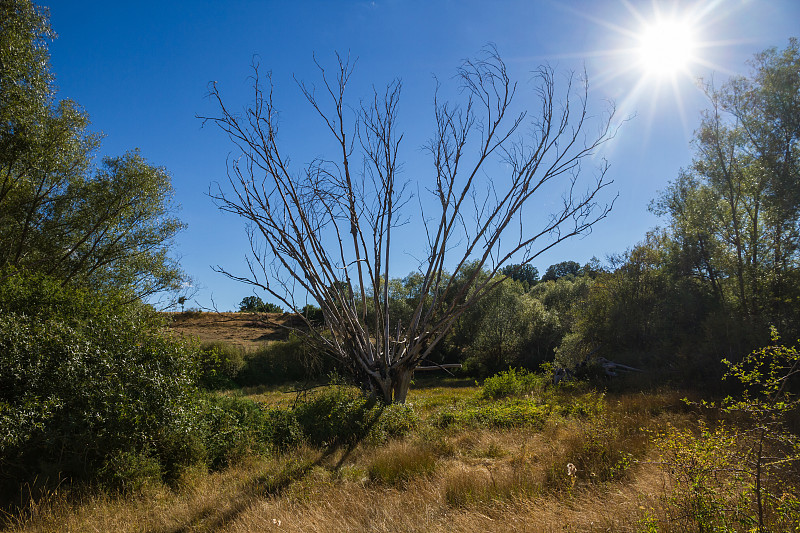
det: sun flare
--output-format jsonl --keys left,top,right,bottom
{"left": 637, "top": 18, "right": 696, "bottom": 78}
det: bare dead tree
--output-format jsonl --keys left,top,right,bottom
{"left": 201, "top": 47, "right": 617, "bottom": 403}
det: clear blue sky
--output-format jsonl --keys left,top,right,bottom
{"left": 45, "top": 0, "right": 799, "bottom": 311}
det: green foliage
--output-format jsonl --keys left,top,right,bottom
{"left": 236, "top": 334, "right": 331, "bottom": 386}
{"left": 653, "top": 422, "right": 750, "bottom": 532}
{"left": 261, "top": 408, "right": 304, "bottom": 451}
{"left": 555, "top": 232, "right": 713, "bottom": 377}
{"left": 651, "top": 332, "right": 800, "bottom": 531}
{"left": 653, "top": 39, "right": 800, "bottom": 337}
{"left": 541, "top": 260, "right": 581, "bottom": 282}
{"left": 196, "top": 394, "right": 270, "bottom": 469}
{"left": 368, "top": 402, "right": 420, "bottom": 444}
{"left": 719, "top": 328, "right": 800, "bottom": 530}
{"left": 480, "top": 368, "right": 543, "bottom": 400}
{"left": 454, "top": 276, "right": 572, "bottom": 376}
{"left": 0, "top": 270, "right": 202, "bottom": 500}
{"left": 195, "top": 342, "right": 246, "bottom": 390}
{"left": 238, "top": 296, "right": 283, "bottom": 313}
{"left": 501, "top": 263, "right": 539, "bottom": 287}
{"left": 292, "top": 385, "right": 382, "bottom": 447}
{"left": 0, "top": 0, "right": 186, "bottom": 299}
{"left": 262, "top": 385, "right": 419, "bottom": 449}
{"left": 433, "top": 398, "right": 551, "bottom": 430}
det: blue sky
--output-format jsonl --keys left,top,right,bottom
{"left": 45, "top": 0, "right": 799, "bottom": 311}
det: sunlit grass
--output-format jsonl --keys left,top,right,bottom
{"left": 10, "top": 380, "right": 794, "bottom": 532}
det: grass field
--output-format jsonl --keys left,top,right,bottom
{"left": 4, "top": 316, "right": 799, "bottom": 532}
{"left": 3, "top": 376, "right": 734, "bottom": 533}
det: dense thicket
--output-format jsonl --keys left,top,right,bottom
{"left": 0, "top": 269, "right": 202, "bottom": 501}
{"left": 554, "top": 40, "right": 800, "bottom": 382}
{"left": 0, "top": 0, "right": 196, "bottom": 504}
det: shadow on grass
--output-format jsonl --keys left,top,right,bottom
{"left": 411, "top": 376, "right": 476, "bottom": 389}
{"left": 159, "top": 401, "right": 385, "bottom": 533}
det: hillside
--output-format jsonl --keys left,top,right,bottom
{"left": 165, "top": 311, "right": 294, "bottom": 350}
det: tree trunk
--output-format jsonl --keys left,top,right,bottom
{"left": 391, "top": 367, "right": 414, "bottom": 404}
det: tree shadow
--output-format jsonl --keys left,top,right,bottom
{"left": 157, "top": 400, "right": 385, "bottom": 533}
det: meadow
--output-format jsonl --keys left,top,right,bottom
{"left": 6, "top": 355, "right": 799, "bottom": 533}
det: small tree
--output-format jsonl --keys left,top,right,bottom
{"left": 238, "top": 295, "right": 283, "bottom": 313}
{"left": 720, "top": 328, "right": 800, "bottom": 531}
{"left": 203, "top": 47, "right": 617, "bottom": 403}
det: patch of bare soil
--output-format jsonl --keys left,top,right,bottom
{"left": 164, "top": 312, "right": 295, "bottom": 351}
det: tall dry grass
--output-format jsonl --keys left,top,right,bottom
{"left": 6, "top": 382, "right": 786, "bottom": 533}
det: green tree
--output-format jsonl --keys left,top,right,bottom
{"left": 238, "top": 295, "right": 283, "bottom": 313}
{"left": 501, "top": 263, "right": 539, "bottom": 287}
{"left": 541, "top": 260, "right": 582, "bottom": 282}
{"left": 0, "top": 0, "right": 186, "bottom": 300}
{"left": 654, "top": 39, "right": 800, "bottom": 333}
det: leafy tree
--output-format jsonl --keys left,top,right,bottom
{"left": 238, "top": 295, "right": 283, "bottom": 313}
{"left": 653, "top": 39, "right": 800, "bottom": 333}
{"left": 541, "top": 260, "right": 582, "bottom": 282}
{"left": 555, "top": 232, "right": 713, "bottom": 376}
{"left": 502, "top": 263, "right": 539, "bottom": 287}
{"left": 0, "top": 0, "right": 186, "bottom": 300}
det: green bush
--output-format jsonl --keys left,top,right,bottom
{"left": 433, "top": 398, "right": 551, "bottom": 429}
{"left": 197, "top": 394, "right": 270, "bottom": 468}
{"left": 0, "top": 270, "right": 203, "bottom": 500}
{"left": 368, "top": 402, "right": 420, "bottom": 444}
{"left": 262, "top": 408, "right": 304, "bottom": 451}
{"left": 196, "top": 342, "right": 246, "bottom": 389}
{"left": 293, "top": 385, "right": 381, "bottom": 447}
{"left": 285, "top": 384, "right": 418, "bottom": 448}
{"left": 481, "top": 368, "right": 543, "bottom": 399}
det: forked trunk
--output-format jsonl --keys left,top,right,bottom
{"left": 372, "top": 367, "right": 414, "bottom": 404}
{"left": 391, "top": 368, "right": 414, "bottom": 404}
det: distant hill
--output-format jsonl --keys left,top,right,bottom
{"left": 165, "top": 312, "right": 294, "bottom": 351}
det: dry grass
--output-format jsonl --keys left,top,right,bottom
{"left": 4, "top": 386, "right": 749, "bottom": 533}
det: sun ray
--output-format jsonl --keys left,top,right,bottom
{"left": 545, "top": 0, "right": 759, "bottom": 148}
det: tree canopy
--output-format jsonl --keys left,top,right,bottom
{"left": 653, "top": 38, "right": 800, "bottom": 330}
{"left": 0, "top": 0, "right": 186, "bottom": 301}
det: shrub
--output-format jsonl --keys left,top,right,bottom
{"left": 368, "top": 402, "right": 419, "bottom": 444}
{"left": 197, "top": 394, "right": 271, "bottom": 469}
{"left": 0, "top": 270, "right": 203, "bottom": 501}
{"left": 652, "top": 422, "right": 750, "bottom": 531}
{"left": 262, "top": 408, "right": 304, "bottom": 451}
{"left": 433, "top": 398, "right": 551, "bottom": 429}
{"left": 293, "top": 385, "right": 381, "bottom": 447}
{"left": 481, "top": 368, "right": 543, "bottom": 399}
{"left": 196, "top": 342, "right": 246, "bottom": 389}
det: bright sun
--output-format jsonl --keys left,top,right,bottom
{"left": 637, "top": 18, "right": 696, "bottom": 78}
